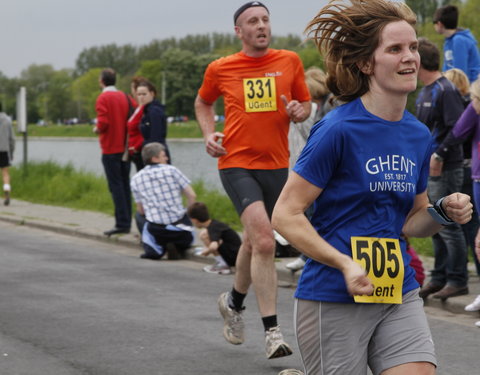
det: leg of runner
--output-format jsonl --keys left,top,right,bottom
{"left": 240, "top": 201, "right": 292, "bottom": 359}
{"left": 240, "top": 201, "right": 276, "bottom": 317}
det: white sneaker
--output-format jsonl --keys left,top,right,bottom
{"left": 285, "top": 257, "right": 306, "bottom": 272}
{"left": 203, "top": 262, "right": 232, "bottom": 275}
{"left": 265, "top": 326, "right": 293, "bottom": 359}
{"left": 464, "top": 295, "right": 480, "bottom": 312}
{"left": 218, "top": 292, "right": 244, "bottom": 344}
{"left": 475, "top": 321, "right": 480, "bottom": 327}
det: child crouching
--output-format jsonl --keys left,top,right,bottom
{"left": 188, "top": 202, "right": 241, "bottom": 275}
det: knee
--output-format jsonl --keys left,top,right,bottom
{"left": 252, "top": 235, "right": 275, "bottom": 257}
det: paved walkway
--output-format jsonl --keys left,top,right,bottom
{"left": 0, "top": 199, "right": 479, "bottom": 318}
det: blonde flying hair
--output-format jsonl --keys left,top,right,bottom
{"left": 444, "top": 68, "right": 470, "bottom": 96}
{"left": 305, "top": 67, "right": 329, "bottom": 100}
{"left": 305, "top": 0, "right": 417, "bottom": 102}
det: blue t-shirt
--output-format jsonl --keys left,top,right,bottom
{"left": 293, "top": 98, "right": 433, "bottom": 303}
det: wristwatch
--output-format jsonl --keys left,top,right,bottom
{"left": 427, "top": 197, "right": 455, "bottom": 225}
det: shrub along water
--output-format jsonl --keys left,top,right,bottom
{"left": 10, "top": 161, "right": 241, "bottom": 231}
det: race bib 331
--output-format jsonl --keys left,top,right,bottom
{"left": 243, "top": 77, "right": 277, "bottom": 112}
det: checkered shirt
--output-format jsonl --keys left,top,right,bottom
{"left": 130, "top": 163, "right": 191, "bottom": 225}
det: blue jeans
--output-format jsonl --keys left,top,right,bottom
{"left": 428, "top": 168, "right": 468, "bottom": 287}
{"left": 101, "top": 153, "right": 132, "bottom": 229}
{"left": 135, "top": 211, "right": 146, "bottom": 234}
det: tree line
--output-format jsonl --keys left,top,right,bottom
{"left": 0, "top": 0, "right": 476, "bottom": 125}
{"left": 0, "top": 33, "right": 321, "bottom": 125}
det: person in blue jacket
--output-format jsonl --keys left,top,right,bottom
{"left": 272, "top": 0, "right": 473, "bottom": 374}
{"left": 433, "top": 4, "right": 480, "bottom": 83}
{"left": 136, "top": 80, "right": 171, "bottom": 162}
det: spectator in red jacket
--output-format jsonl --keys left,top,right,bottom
{"left": 94, "top": 68, "right": 135, "bottom": 236}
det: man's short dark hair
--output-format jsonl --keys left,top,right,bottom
{"left": 141, "top": 142, "right": 166, "bottom": 165}
{"left": 187, "top": 202, "right": 210, "bottom": 222}
{"left": 433, "top": 5, "right": 458, "bottom": 29}
{"left": 418, "top": 38, "right": 440, "bottom": 72}
{"left": 100, "top": 68, "right": 116, "bottom": 86}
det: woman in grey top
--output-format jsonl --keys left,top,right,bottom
{"left": 0, "top": 103, "right": 15, "bottom": 205}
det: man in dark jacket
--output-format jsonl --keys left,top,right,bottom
{"left": 416, "top": 38, "right": 469, "bottom": 301}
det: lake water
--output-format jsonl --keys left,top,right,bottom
{"left": 13, "top": 137, "right": 223, "bottom": 191}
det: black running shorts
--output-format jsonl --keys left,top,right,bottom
{"left": 219, "top": 168, "right": 288, "bottom": 218}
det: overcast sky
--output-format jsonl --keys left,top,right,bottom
{"left": 0, "top": 0, "right": 338, "bottom": 78}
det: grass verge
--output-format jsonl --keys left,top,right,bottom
{"left": 10, "top": 161, "right": 242, "bottom": 231}
{"left": 18, "top": 121, "right": 224, "bottom": 139}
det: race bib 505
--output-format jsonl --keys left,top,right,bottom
{"left": 351, "top": 236, "right": 404, "bottom": 304}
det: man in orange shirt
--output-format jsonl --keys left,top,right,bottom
{"left": 195, "top": 1, "right": 311, "bottom": 359}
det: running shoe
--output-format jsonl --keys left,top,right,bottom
{"left": 218, "top": 292, "right": 244, "bottom": 345}
{"left": 278, "top": 370, "right": 304, "bottom": 375}
{"left": 285, "top": 257, "right": 306, "bottom": 272}
{"left": 4, "top": 190, "right": 10, "bottom": 206}
{"left": 465, "top": 294, "right": 480, "bottom": 312}
{"left": 203, "top": 262, "right": 232, "bottom": 275}
{"left": 265, "top": 326, "right": 293, "bottom": 359}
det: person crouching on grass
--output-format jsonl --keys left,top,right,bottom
{"left": 188, "top": 202, "right": 241, "bottom": 275}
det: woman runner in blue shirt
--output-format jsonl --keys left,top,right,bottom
{"left": 272, "top": 1, "right": 472, "bottom": 374}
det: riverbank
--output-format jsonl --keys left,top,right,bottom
{"left": 10, "top": 161, "right": 241, "bottom": 231}
{"left": 12, "top": 137, "right": 437, "bottom": 256}
{"left": 17, "top": 121, "right": 219, "bottom": 138}
{"left": 13, "top": 136, "right": 223, "bottom": 191}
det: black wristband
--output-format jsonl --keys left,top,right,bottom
{"left": 429, "top": 197, "right": 455, "bottom": 225}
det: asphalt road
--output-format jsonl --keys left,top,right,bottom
{"left": 0, "top": 221, "right": 478, "bottom": 375}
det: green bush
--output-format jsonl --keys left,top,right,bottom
{"left": 409, "top": 237, "right": 433, "bottom": 258}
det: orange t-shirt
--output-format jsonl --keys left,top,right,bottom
{"left": 198, "top": 49, "right": 311, "bottom": 170}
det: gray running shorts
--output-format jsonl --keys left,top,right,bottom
{"left": 219, "top": 168, "right": 288, "bottom": 218}
{"left": 294, "top": 289, "right": 437, "bottom": 375}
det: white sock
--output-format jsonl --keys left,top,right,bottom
{"left": 3, "top": 184, "right": 10, "bottom": 192}
{"left": 214, "top": 255, "right": 228, "bottom": 267}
